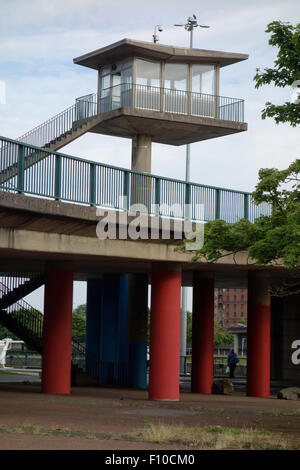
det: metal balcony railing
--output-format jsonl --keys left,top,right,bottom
{"left": 0, "top": 136, "right": 271, "bottom": 223}
{"left": 15, "top": 85, "right": 244, "bottom": 152}
{"left": 99, "top": 84, "right": 245, "bottom": 123}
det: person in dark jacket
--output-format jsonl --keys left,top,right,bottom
{"left": 227, "top": 349, "right": 238, "bottom": 378}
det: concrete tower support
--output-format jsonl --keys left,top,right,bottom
{"left": 131, "top": 135, "right": 152, "bottom": 173}
{"left": 191, "top": 274, "right": 215, "bottom": 394}
{"left": 247, "top": 272, "right": 271, "bottom": 397}
{"left": 131, "top": 135, "right": 152, "bottom": 211}
{"left": 42, "top": 268, "right": 73, "bottom": 394}
{"left": 149, "top": 264, "right": 181, "bottom": 401}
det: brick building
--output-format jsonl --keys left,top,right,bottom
{"left": 215, "top": 288, "right": 248, "bottom": 327}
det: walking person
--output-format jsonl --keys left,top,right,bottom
{"left": 227, "top": 348, "right": 239, "bottom": 378}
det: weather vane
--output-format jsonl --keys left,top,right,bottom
{"left": 174, "top": 14, "right": 210, "bottom": 48}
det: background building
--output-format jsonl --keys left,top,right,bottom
{"left": 215, "top": 288, "right": 248, "bottom": 327}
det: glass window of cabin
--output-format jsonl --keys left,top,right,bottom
{"left": 164, "top": 64, "right": 189, "bottom": 91}
{"left": 100, "top": 71, "right": 111, "bottom": 97}
{"left": 192, "top": 65, "right": 215, "bottom": 95}
{"left": 136, "top": 59, "right": 161, "bottom": 88}
{"left": 122, "top": 67, "right": 132, "bottom": 85}
{"left": 101, "top": 73, "right": 110, "bottom": 89}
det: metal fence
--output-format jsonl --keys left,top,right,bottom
{"left": 13, "top": 84, "right": 244, "bottom": 158}
{"left": 99, "top": 84, "right": 245, "bottom": 123}
{"left": 0, "top": 135, "right": 271, "bottom": 222}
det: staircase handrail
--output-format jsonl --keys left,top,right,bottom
{"left": 17, "top": 93, "right": 98, "bottom": 148}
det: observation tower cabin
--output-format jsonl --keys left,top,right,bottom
{"left": 73, "top": 38, "right": 248, "bottom": 173}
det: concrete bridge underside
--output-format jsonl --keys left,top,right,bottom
{"left": 0, "top": 192, "right": 299, "bottom": 398}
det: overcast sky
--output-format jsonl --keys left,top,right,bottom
{"left": 0, "top": 0, "right": 299, "bottom": 310}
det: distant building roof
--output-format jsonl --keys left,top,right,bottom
{"left": 228, "top": 323, "right": 247, "bottom": 333}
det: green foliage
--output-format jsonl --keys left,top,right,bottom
{"left": 186, "top": 311, "right": 192, "bottom": 347}
{"left": 0, "top": 324, "right": 19, "bottom": 340}
{"left": 179, "top": 22, "right": 300, "bottom": 272}
{"left": 181, "top": 160, "right": 300, "bottom": 269}
{"left": 214, "top": 320, "right": 234, "bottom": 347}
{"left": 72, "top": 304, "right": 86, "bottom": 343}
{"left": 253, "top": 20, "right": 300, "bottom": 126}
{"left": 186, "top": 311, "right": 233, "bottom": 347}
{"left": 73, "top": 304, "right": 86, "bottom": 316}
{"left": 72, "top": 312, "right": 86, "bottom": 343}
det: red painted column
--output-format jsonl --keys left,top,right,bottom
{"left": 191, "top": 274, "right": 215, "bottom": 394}
{"left": 247, "top": 272, "right": 271, "bottom": 397}
{"left": 42, "top": 268, "right": 73, "bottom": 394}
{"left": 149, "top": 264, "right": 181, "bottom": 401}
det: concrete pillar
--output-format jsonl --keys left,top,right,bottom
{"left": 149, "top": 263, "right": 181, "bottom": 401}
{"left": 128, "top": 273, "right": 149, "bottom": 389}
{"left": 191, "top": 274, "right": 215, "bottom": 394}
{"left": 247, "top": 272, "right": 271, "bottom": 397}
{"left": 131, "top": 135, "right": 152, "bottom": 212}
{"left": 42, "top": 268, "right": 73, "bottom": 394}
{"left": 131, "top": 135, "right": 152, "bottom": 173}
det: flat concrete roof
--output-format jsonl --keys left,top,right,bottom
{"left": 73, "top": 38, "right": 248, "bottom": 70}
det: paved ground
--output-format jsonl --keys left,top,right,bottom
{"left": 0, "top": 373, "right": 299, "bottom": 451}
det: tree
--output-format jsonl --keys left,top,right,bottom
{"left": 72, "top": 312, "right": 86, "bottom": 343}
{"left": 254, "top": 21, "right": 300, "bottom": 126}
{"left": 214, "top": 320, "right": 234, "bottom": 348}
{"left": 179, "top": 21, "right": 300, "bottom": 288}
{"left": 0, "top": 324, "right": 19, "bottom": 340}
{"left": 73, "top": 304, "right": 86, "bottom": 316}
{"left": 186, "top": 311, "right": 233, "bottom": 348}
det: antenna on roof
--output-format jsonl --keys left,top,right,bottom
{"left": 174, "top": 14, "right": 210, "bottom": 48}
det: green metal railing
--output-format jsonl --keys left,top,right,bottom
{"left": 17, "top": 93, "right": 98, "bottom": 148}
{"left": 0, "top": 135, "right": 271, "bottom": 222}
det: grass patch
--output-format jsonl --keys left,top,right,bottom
{"left": 0, "top": 369, "right": 34, "bottom": 377}
{"left": 0, "top": 424, "right": 123, "bottom": 442}
{"left": 134, "top": 422, "right": 296, "bottom": 450}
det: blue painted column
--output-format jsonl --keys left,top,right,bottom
{"left": 85, "top": 276, "right": 129, "bottom": 386}
{"left": 128, "top": 274, "right": 149, "bottom": 389}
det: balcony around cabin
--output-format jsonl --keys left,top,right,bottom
{"left": 74, "top": 56, "right": 246, "bottom": 145}
{"left": 75, "top": 85, "right": 244, "bottom": 123}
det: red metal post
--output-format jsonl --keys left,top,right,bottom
{"left": 247, "top": 272, "right": 271, "bottom": 397}
{"left": 191, "top": 275, "right": 215, "bottom": 394}
{"left": 42, "top": 268, "right": 73, "bottom": 394}
{"left": 149, "top": 265, "right": 181, "bottom": 401}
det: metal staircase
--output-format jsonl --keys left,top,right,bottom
{"left": 18, "top": 93, "right": 98, "bottom": 150}
{"left": 0, "top": 274, "right": 92, "bottom": 383}
{"left": 0, "top": 94, "right": 99, "bottom": 186}
{"left": 0, "top": 274, "right": 45, "bottom": 353}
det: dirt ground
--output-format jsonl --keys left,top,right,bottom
{"left": 0, "top": 380, "right": 300, "bottom": 452}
